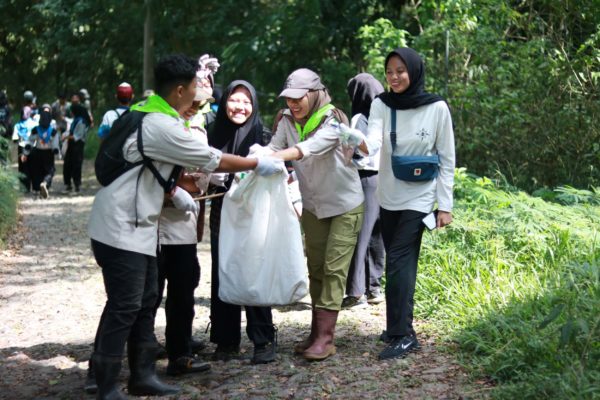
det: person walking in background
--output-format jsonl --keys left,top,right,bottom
{"left": 51, "top": 92, "right": 69, "bottom": 135}
{"left": 12, "top": 106, "right": 37, "bottom": 192}
{"left": 97, "top": 82, "right": 134, "bottom": 141}
{"left": 62, "top": 94, "right": 91, "bottom": 193}
{"left": 23, "top": 104, "right": 60, "bottom": 199}
{"left": 268, "top": 68, "right": 364, "bottom": 361}
{"left": 0, "top": 91, "right": 13, "bottom": 164}
{"left": 206, "top": 80, "right": 277, "bottom": 364}
{"left": 341, "top": 73, "right": 386, "bottom": 309}
{"left": 340, "top": 47, "right": 455, "bottom": 360}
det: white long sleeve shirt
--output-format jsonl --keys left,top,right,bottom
{"left": 367, "top": 98, "right": 455, "bottom": 213}
{"left": 88, "top": 112, "right": 222, "bottom": 256}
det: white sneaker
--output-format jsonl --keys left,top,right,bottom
{"left": 40, "top": 182, "right": 49, "bottom": 199}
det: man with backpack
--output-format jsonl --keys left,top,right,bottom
{"left": 97, "top": 83, "right": 134, "bottom": 141}
{"left": 86, "top": 54, "right": 284, "bottom": 400}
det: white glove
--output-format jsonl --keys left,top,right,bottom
{"left": 255, "top": 156, "right": 285, "bottom": 176}
{"left": 338, "top": 123, "right": 366, "bottom": 147}
{"left": 198, "top": 54, "right": 220, "bottom": 74}
{"left": 170, "top": 187, "right": 199, "bottom": 213}
{"left": 209, "top": 172, "right": 229, "bottom": 187}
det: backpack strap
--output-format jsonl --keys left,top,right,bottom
{"left": 389, "top": 107, "right": 397, "bottom": 153}
{"left": 132, "top": 117, "right": 183, "bottom": 227}
{"left": 135, "top": 118, "right": 182, "bottom": 193}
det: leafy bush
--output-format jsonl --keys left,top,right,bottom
{"left": 0, "top": 152, "right": 19, "bottom": 246}
{"left": 417, "top": 168, "right": 600, "bottom": 398}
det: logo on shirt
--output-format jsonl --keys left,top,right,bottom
{"left": 415, "top": 128, "right": 430, "bottom": 141}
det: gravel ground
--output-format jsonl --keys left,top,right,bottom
{"left": 0, "top": 160, "right": 488, "bottom": 399}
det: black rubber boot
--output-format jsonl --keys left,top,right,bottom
{"left": 127, "top": 343, "right": 180, "bottom": 396}
{"left": 84, "top": 359, "right": 97, "bottom": 394}
{"left": 92, "top": 354, "right": 127, "bottom": 400}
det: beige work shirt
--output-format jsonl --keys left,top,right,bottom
{"left": 269, "top": 109, "right": 363, "bottom": 219}
{"left": 88, "top": 112, "right": 222, "bottom": 256}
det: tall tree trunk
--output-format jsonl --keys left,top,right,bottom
{"left": 143, "top": 0, "right": 155, "bottom": 92}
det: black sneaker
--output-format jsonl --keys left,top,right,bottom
{"left": 341, "top": 295, "right": 368, "bottom": 309}
{"left": 378, "top": 335, "right": 420, "bottom": 360}
{"left": 166, "top": 356, "right": 211, "bottom": 376}
{"left": 211, "top": 344, "right": 240, "bottom": 361}
{"left": 251, "top": 342, "right": 276, "bottom": 364}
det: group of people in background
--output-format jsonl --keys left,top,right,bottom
{"left": 5, "top": 46, "right": 454, "bottom": 400}
{"left": 0, "top": 88, "right": 94, "bottom": 197}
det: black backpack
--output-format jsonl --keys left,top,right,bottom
{"left": 95, "top": 110, "right": 182, "bottom": 193}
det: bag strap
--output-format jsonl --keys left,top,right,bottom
{"left": 135, "top": 119, "right": 182, "bottom": 193}
{"left": 390, "top": 108, "right": 397, "bottom": 153}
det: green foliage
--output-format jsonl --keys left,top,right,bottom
{"left": 357, "top": 18, "right": 409, "bottom": 82}
{"left": 418, "top": 168, "right": 600, "bottom": 398}
{"left": 84, "top": 127, "right": 100, "bottom": 160}
{"left": 0, "top": 159, "right": 19, "bottom": 246}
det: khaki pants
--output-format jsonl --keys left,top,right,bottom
{"left": 301, "top": 204, "right": 364, "bottom": 311}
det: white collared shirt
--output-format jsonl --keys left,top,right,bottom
{"left": 88, "top": 112, "right": 222, "bottom": 256}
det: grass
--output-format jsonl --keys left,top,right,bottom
{"left": 417, "top": 168, "right": 600, "bottom": 399}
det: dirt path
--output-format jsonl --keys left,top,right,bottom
{"left": 0, "top": 160, "right": 480, "bottom": 399}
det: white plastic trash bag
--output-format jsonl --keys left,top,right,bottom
{"left": 218, "top": 169, "right": 308, "bottom": 306}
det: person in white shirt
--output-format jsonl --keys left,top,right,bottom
{"left": 97, "top": 82, "right": 134, "bottom": 140}
{"left": 342, "top": 47, "right": 455, "bottom": 360}
{"left": 86, "top": 54, "right": 284, "bottom": 400}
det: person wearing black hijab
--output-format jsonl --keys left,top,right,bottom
{"left": 206, "top": 80, "right": 276, "bottom": 364}
{"left": 23, "top": 104, "right": 60, "bottom": 198}
{"left": 350, "top": 47, "right": 455, "bottom": 360}
{"left": 63, "top": 94, "right": 91, "bottom": 193}
{"left": 341, "top": 73, "right": 386, "bottom": 309}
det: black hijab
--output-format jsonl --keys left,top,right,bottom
{"left": 38, "top": 105, "right": 52, "bottom": 129}
{"left": 347, "top": 73, "right": 384, "bottom": 118}
{"left": 377, "top": 47, "right": 445, "bottom": 110}
{"left": 208, "top": 80, "right": 265, "bottom": 157}
{"left": 71, "top": 103, "right": 91, "bottom": 126}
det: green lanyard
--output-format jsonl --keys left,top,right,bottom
{"left": 294, "top": 104, "right": 335, "bottom": 142}
{"left": 130, "top": 95, "right": 180, "bottom": 119}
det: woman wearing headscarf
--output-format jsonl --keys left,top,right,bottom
{"left": 268, "top": 68, "right": 364, "bottom": 361}
{"left": 23, "top": 104, "right": 60, "bottom": 198}
{"left": 343, "top": 47, "right": 455, "bottom": 360}
{"left": 341, "top": 73, "right": 386, "bottom": 309}
{"left": 207, "top": 80, "right": 276, "bottom": 364}
{"left": 63, "top": 100, "right": 91, "bottom": 192}
{"left": 12, "top": 107, "right": 37, "bottom": 192}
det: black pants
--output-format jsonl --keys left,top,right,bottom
{"left": 63, "top": 140, "right": 84, "bottom": 189}
{"left": 346, "top": 172, "right": 385, "bottom": 297}
{"left": 154, "top": 244, "right": 200, "bottom": 361}
{"left": 17, "top": 146, "right": 31, "bottom": 191}
{"left": 209, "top": 197, "right": 275, "bottom": 347}
{"left": 91, "top": 240, "right": 158, "bottom": 358}
{"left": 29, "top": 148, "right": 55, "bottom": 191}
{"left": 380, "top": 208, "right": 426, "bottom": 337}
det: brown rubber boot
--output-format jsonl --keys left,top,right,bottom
{"left": 293, "top": 309, "right": 316, "bottom": 354}
{"left": 302, "top": 308, "right": 338, "bottom": 361}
